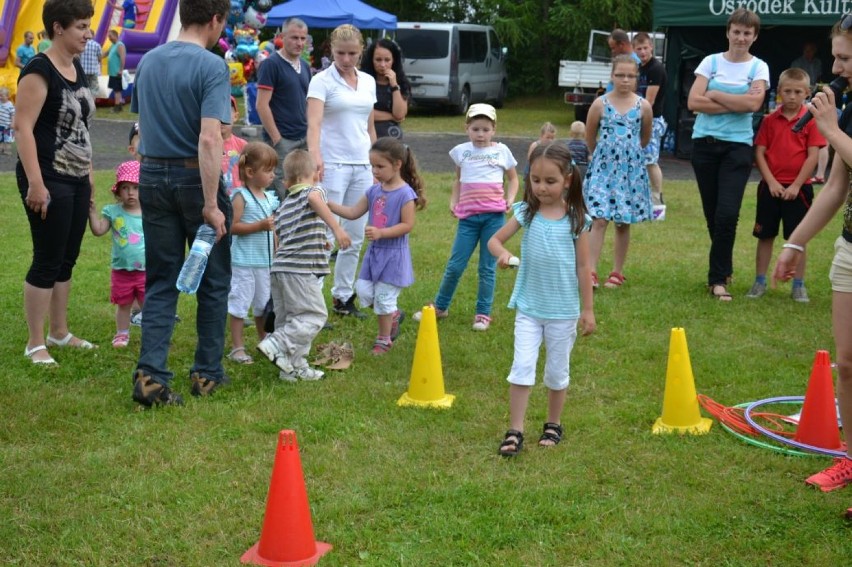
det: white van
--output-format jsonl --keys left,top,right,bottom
{"left": 394, "top": 22, "right": 508, "bottom": 115}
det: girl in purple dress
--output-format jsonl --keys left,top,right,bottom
{"left": 328, "top": 138, "right": 427, "bottom": 355}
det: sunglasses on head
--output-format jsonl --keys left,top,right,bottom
{"left": 841, "top": 13, "right": 852, "bottom": 30}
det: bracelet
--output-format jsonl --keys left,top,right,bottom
{"left": 782, "top": 243, "right": 805, "bottom": 253}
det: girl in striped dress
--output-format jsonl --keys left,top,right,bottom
{"left": 488, "top": 142, "right": 596, "bottom": 457}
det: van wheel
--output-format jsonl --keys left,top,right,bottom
{"left": 494, "top": 80, "right": 507, "bottom": 108}
{"left": 456, "top": 86, "right": 470, "bottom": 115}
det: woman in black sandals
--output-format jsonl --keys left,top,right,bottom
{"left": 687, "top": 8, "right": 769, "bottom": 301}
{"left": 16, "top": 0, "right": 97, "bottom": 364}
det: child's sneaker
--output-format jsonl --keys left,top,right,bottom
{"left": 279, "top": 365, "right": 325, "bottom": 382}
{"left": 257, "top": 336, "right": 294, "bottom": 373}
{"left": 472, "top": 314, "right": 491, "bottom": 331}
{"left": 371, "top": 337, "right": 393, "bottom": 356}
{"left": 390, "top": 310, "right": 405, "bottom": 340}
{"left": 805, "top": 458, "right": 852, "bottom": 492}
{"left": 112, "top": 331, "right": 130, "bottom": 348}
{"left": 791, "top": 285, "right": 810, "bottom": 303}
{"left": 413, "top": 305, "right": 448, "bottom": 322}
{"left": 332, "top": 294, "right": 367, "bottom": 319}
{"left": 746, "top": 281, "right": 767, "bottom": 298}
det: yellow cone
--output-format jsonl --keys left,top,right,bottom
{"left": 652, "top": 328, "right": 712, "bottom": 435}
{"left": 398, "top": 306, "right": 455, "bottom": 409}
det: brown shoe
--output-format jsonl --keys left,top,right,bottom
{"left": 190, "top": 372, "right": 229, "bottom": 397}
{"left": 132, "top": 370, "right": 184, "bottom": 407}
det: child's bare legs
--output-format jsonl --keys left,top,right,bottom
{"left": 588, "top": 218, "right": 609, "bottom": 273}
{"left": 377, "top": 313, "right": 392, "bottom": 337}
{"left": 754, "top": 238, "right": 775, "bottom": 277}
{"left": 116, "top": 303, "right": 132, "bottom": 332}
{"left": 229, "top": 314, "right": 246, "bottom": 351}
{"left": 254, "top": 315, "right": 266, "bottom": 341}
{"left": 540, "top": 387, "right": 568, "bottom": 447}
{"left": 612, "top": 223, "right": 630, "bottom": 275}
{"left": 795, "top": 250, "right": 807, "bottom": 280}
{"left": 647, "top": 163, "right": 664, "bottom": 206}
{"left": 509, "top": 384, "right": 533, "bottom": 432}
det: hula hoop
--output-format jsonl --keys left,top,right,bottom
{"left": 719, "top": 401, "right": 814, "bottom": 457}
{"left": 744, "top": 396, "right": 847, "bottom": 458}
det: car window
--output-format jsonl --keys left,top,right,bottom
{"left": 396, "top": 29, "right": 449, "bottom": 59}
{"left": 459, "top": 31, "right": 487, "bottom": 63}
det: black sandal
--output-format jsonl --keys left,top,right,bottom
{"left": 709, "top": 284, "right": 733, "bottom": 302}
{"left": 538, "top": 422, "right": 563, "bottom": 447}
{"left": 498, "top": 429, "right": 524, "bottom": 457}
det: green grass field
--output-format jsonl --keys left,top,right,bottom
{"left": 2, "top": 160, "right": 852, "bottom": 563}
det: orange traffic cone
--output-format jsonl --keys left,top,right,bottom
{"left": 793, "top": 350, "right": 841, "bottom": 450}
{"left": 398, "top": 305, "right": 455, "bottom": 408}
{"left": 652, "top": 328, "right": 712, "bottom": 435}
{"left": 241, "top": 430, "right": 332, "bottom": 567}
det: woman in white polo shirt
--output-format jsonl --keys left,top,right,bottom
{"left": 307, "top": 24, "right": 377, "bottom": 318}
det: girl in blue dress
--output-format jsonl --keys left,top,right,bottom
{"left": 583, "top": 54, "right": 653, "bottom": 289}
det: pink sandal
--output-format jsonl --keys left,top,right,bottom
{"left": 604, "top": 272, "right": 625, "bottom": 288}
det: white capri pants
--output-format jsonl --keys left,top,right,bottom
{"left": 355, "top": 279, "right": 402, "bottom": 315}
{"left": 506, "top": 311, "right": 578, "bottom": 391}
{"left": 322, "top": 163, "right": 372, "bottom": 302}
{"left": 228, "top": 266, "right": 271, "bottom": 318}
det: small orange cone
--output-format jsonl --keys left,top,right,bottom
{"left": 397, "top": 305, "right": 455, "bottom": 408}
{"left": 241, "top": 430, "right": 331, "bottom": 567}
{"left": 652, "top": 328, "right": 712, "bottom": 435}
{"left": 793, "top": 350, "right": 841, "bottom": 450}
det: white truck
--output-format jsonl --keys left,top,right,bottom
{"left": 558, "top": 30, "right": 665, "bottom": 122}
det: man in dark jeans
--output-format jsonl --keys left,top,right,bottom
{"left": 130, "top": 0, "right": 232, "bottom": 406}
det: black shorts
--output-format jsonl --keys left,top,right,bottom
{"left": 752, "top": 180, "right": 813, "bottom": 240}
{"left": 107, "top": 74, "right": 123, "bottom": 92}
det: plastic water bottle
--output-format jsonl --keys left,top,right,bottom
{"left": 176, "top": 224, "right": 217, "bottom": 294}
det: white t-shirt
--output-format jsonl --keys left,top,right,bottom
{"left": 449, "top": 141, "right": 518, "bottom": 183}
{"left": 695, "top": 53, "right": 769, "bottom": 89}
{"left": 307, "top": 65, "right": 376, "bottom": 164}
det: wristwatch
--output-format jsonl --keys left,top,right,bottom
{"left": 390, "top": 85, "right": 400, "bottom": 92}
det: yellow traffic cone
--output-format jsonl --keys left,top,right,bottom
{"left": 398, "top": 305, "right": 455, "bottom": 408}
{"left": 652, "top": 328, "right": 712, "bottom": 435}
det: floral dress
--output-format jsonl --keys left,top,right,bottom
{"left": 583, "top": 94, "right": 652, "bottom": 224}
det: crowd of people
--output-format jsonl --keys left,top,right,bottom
{"left": 11, "top": 0, "right": 852, "bottom": 515}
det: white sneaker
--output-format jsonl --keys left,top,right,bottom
{"left": 280, "top": 365, "right": 325, "bottom": 382}
{"left": 257, "top": 337, "right": 293, "bottom": 373}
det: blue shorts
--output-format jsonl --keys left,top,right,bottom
{"left": 644, "top": 116, "right": 667, "bottom": 165}
{"left": 0, "top": 125, "right": 13, "bottom": 144}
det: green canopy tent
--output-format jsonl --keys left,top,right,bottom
{"left": 654, "top": 1, "right": 837, "bottom": 157}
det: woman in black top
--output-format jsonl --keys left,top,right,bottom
{"left": 16, "top": 0, "right": 97, "bottom": 364}
{"left": 361, "top": 38, "right": 410, "bottom": 139}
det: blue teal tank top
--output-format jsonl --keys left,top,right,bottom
{"left": 692, "top": 54, "right": 761, "bottom": 145}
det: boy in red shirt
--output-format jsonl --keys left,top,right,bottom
{"left": 748, "top": 67, "right": 826, "bottom": 302}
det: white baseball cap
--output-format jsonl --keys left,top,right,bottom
{"left": 466, "top": 103, "right": 497, "bottom": 122}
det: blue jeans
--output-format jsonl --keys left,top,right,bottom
{"left": 135, "top": 161, "right": 232, "bottom": 387}
{"left": 691, "top": 139, "right": 753, "bottom": 285}
{"left": 435, "top": 212, "right": 504, "bottom": 315}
